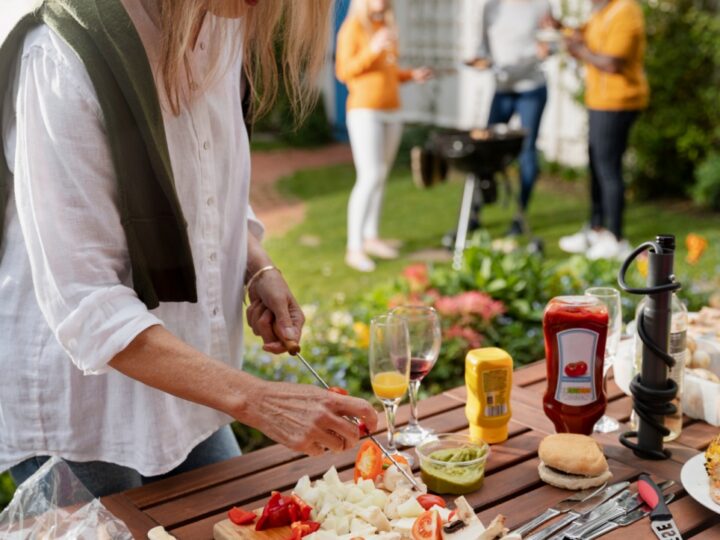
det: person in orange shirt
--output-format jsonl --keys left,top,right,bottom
{"left": 556, "top": 0, "right": 649, "bottom": 260}
{"left": 336, "top": 0, "right": 431, "bottom": 272}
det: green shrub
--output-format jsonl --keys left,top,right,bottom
{"left": 0, "top": 472, "right": 15, "bottom": 511}
{"left": 691, "top": 153, "right": 720, "bottom": 210}
{"left": 629, "top": 0, "right": 720, "bottom": 199}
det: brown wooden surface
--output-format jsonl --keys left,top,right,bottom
{"left": 213, "top": 519, "right": 290, "bottom": 540}
{"left": 103, "top": 362, "right": 720, "bottom": 539}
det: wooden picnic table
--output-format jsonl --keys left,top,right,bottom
{"left": 103, "top": 361, "right": 720, "bottom": 539}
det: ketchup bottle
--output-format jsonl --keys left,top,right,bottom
{"left": 543, "top": 296, "right": 609, "bottom": 434}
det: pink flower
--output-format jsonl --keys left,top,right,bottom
{"left": 434, "top": 291, "right": 505, "bottom": 322}
{"left": 445, "top": 325, "right": 483, "bottom": 349}
{"left": 403, "top": 264, "right": 430, "bottom": 291}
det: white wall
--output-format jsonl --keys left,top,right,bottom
{"left": 390, "top": 0, "right": 590, "bottom": 166}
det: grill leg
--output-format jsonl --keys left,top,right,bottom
{"left": 453, "top": 174, "right": 477, "bottom": 270}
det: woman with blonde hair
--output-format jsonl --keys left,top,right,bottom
{"left": 0, "top": 0, "right": 377, "bottom": 497}
{"left": 337, "top": 0, "right": 431, "bottom": 272}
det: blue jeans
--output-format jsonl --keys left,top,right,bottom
{"left": 487, "top": 85, "right": 548, "bottom": 210}
{"left": 8, "top": 425, "right": 241, "bottom": 498}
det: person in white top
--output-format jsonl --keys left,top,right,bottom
{"left": 0, "top": 0, "right": 377, "bottom": 497}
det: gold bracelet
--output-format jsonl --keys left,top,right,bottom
{"left": 244, "top": 265, "right": 278, "bottom": 305}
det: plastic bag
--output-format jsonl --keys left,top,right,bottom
{"left": 0, "top": 457, "right": 133, "bottom": 539}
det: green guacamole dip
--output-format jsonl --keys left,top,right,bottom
{"left": 419, "top": 446, "right": 488, "bottom": 495}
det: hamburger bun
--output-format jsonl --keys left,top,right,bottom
{"left": 537, "top": 434, "right": 611, "bottom": 490}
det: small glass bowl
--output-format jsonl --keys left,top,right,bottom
{"left": 416, "top": 434, "right": 490, "bottom": 495}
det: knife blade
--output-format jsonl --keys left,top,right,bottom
{"left": 287, "top": 345, "right": 423, "bottom": 491}
{"left": 580, "top": 493, "right": 676, "bottom": 540}
{"left": 638, "top": 474, "right": 683, "bottom": 540}
{"left": 524, "top": 481, "right": 629, "bottom": 540}
{"left": 511, "top": 485, "right": 609, "bottom": 537}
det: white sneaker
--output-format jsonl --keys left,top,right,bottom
{"left": 586, "top": 232, "right": 632, "bottom": 261}
{"left": 346, "top": 251, "right": 376, "bottom": 272}
{"left": 559, "top": 227, "right": 600, "bottom": 254}
{"left": 363, "top": 239, "right": 399, "bottom": 260}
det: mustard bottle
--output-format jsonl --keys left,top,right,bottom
{"left": 465, "top": 347, "right": 513, "bottom": 444}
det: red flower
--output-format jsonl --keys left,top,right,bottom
{"left": 403, "top": 264, "right": 430, "bottom": 291}
{"left": 434, "top": 291, "right": 505, "bottom": 322}
{"left": 445, "top": 325, "right": 483, "bottom": 348}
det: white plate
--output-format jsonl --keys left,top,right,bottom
{"left": 681, "top": 453, "right": 719, "bottom": 514}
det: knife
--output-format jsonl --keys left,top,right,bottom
{"left": 638, "top": 474, "right": 683, "bottom": 540}
{"left": 563, "top": 479, "right": 674, "bottom": 536}
{"left": 285, "top": 342, "right": 423, "bottom": 491}
{"left": 565, "top": 477, "right": 676, "bottom": 539}
{"left": 580, "top": 493, "right": 676, "bottom": 540}
{"left": 511, "top": 485, "right": 609, "bottom": 537}
{"left": 523, "top": 481, "right": 629, "bottom": 540}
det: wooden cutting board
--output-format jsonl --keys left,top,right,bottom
{"left": 213, "top": 518, "right": 291, "bottom": 540}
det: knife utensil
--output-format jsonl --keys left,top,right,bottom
{"left": 523, "top": 481, "right": 629, "bottom": 540}
{"left": 288, "top": 345, "right": 422, "bottom": 491}
{"left": 511, "top": 485, "right": 608, "bottom": 538}
{"left": 579, "top": 493, "right": 676, "bottom": 540}
{"left": 563, "top": 479, "right": 674, "bottom": 537}
{"left": 638, "top": 474, "right": 683, "bottom": 540}
{"left": 564, "top": 477, "right": 675, "bottom": 539}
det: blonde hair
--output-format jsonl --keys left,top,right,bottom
{"left": 157, "top": 0, "right": 332, "bottom": 118}
{"left": 348, "top": 0, "right": 396, "bottom": 33}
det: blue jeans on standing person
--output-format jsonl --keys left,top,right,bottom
{"left": 487, "top": 85, "right": 548, "bottom": 211}
{"left": 8, "top": 425, "right": 241, "bottom": 498}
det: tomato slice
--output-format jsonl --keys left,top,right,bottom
{"left": 416, "top": 494, "right": 447, "bottom": 510}
{"left": 354, "top": 440, "right": 383, "bottom": 482}
{"left": 412, "top": 510, "right": 443, "bottom": 540}
{"left": 228, "top": 506, "right": 256, "bottom": 525}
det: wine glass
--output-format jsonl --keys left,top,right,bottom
{"left": 586, "top": 287, "right": 622, "bottom": 433}
{"left": 369, "top": 314, "right": 411, "bottom": 459}
{"left": 391, "top": 306, "right": 442, "bottom": 447}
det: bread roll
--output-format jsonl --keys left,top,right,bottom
{"left": 538, "top": 463, "right": 612, "bottom": 490}
{"left": 538, "top": 434, "right": 609, "bottom": 477}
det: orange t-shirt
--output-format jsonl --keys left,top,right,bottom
{"left": 584, "top": 0, "right": 649, "bottom": 111}
{"left": 335, "top": 16, "right": 412, "bottom": 111}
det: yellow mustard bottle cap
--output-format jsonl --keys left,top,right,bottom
{"left": 466, "top": 347, "right": 513, "bottom": 364}
{"left": 470, "top": 423, "right": 508, "bottom": 444}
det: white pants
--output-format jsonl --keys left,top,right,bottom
{"left": 346, "top": 109, "right": 403, "bottom": 251}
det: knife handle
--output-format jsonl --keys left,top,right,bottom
{"left": 584, "top": 522, "right": 619, "bottom": 540}
{"left": 512, "top": 508, "right": 560, "bottom": 537}
{"left": 525, "top": 512, "right": 577, "bottom": 540}
{"left": 638, "top": 474, "right": 672, "bottom": 520}
{"left": 565, "top": 506, "right": 625, "bottom": 539}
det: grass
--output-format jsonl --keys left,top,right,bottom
{"left": 265, "top": 164, "right": 720, "bottom": 307}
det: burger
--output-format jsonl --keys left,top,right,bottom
{"left": 537, "top": 434, "right": 613, "bottom": 490}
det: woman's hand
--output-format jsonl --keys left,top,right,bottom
{"left": 370, "top": 28, "right": 396, "bottom": 54}
{"left": 240, "top": 381, "right": 379, "bottom": 456}
{"left": 411, "top": 67, "right": 434, "bottom": 82}
{"left": 246, "top": 269, "right": 304, "bottom": 354}
{"left": 564, "top": 30, "right": 587, "bottom": 60}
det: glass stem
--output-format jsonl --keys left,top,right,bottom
{"left": 383, "top": 400, "right": 399, "bottom": 452}
{"left": 408, "top": 380, "right": 421, "bottom": 428}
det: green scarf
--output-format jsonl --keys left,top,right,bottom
{"left": 0, "top": 0, "right": 198, "bottom": 309}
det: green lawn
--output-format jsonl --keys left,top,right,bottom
{"left": 266, "top": 164, "right": 720, "bottom": 307}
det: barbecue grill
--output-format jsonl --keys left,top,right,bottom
{"left": 430, "top": 125, "right": 526, "bottom": 268}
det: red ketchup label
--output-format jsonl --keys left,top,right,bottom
{"left": 555, "top": 329, "right": 598, "bottom": 405}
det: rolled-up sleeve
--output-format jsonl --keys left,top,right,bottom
{"left": 12, "top": 43, "right": 163, "bottom": 375}
{"left": 247, "top": 204, "right": 264, "bottom": 240}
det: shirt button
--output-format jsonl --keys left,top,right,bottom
{"left": 203, "top": 140, "right": 210, "bottom": 151}
{"left": 212, "top": 307, "right": 219, "bottom": 317}
{"left": 206, "top": 197, "right": 215, "bottom": 206}
{"left": 209, "top": 252, "right": 217, "bottom": 262}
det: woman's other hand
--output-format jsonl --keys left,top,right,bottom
{"left": 465, "top": 57, "right": 492, "bottom": 70}
{"left": 240, "top": 381, "right": 379, "bottom": 456}
{"left": 370, "top": 28, "right": 395, "bottom": 53}
{"left": 540, "top": 12, "right": 562, "bottom": 30}
{"left": 411, "top": 67, "right": 434, "bottom": 82}
{"left": 564, "top": 30, "right": 586, "bottom": 59}
{"left": 246, "top": 270, "right": 304, "bottom": 354}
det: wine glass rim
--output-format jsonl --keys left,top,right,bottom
{"left": 585, "top": 287, "right": 621, "bottom": 297}
{"left": 370, "top": 313, "right": 406, "bottom": 327}
{"left": 391, "top": 304, "right": 437, "bottom": 314}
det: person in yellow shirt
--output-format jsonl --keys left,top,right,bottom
{"left": 556, "top": 0, "right": 649, "bottom": 260}
{"left": 336, "top": 0, "right": 431, "bottom": 272}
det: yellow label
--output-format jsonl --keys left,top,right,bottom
{"left": 481, "top": 369, "right": 509, "bottom": 417}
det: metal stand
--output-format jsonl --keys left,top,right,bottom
{"left": 453, "top": 174, "right": 479, "bottom": 270}
{"left": 618, "top": 235, "right": 680, "bottom": 460}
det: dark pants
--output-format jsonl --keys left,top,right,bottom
{"left": 588, "top": 109, "right": 639, "bottom": 239}
{"left": 488, "top": 85, "right": 548, "bottom": 210}
{"left": 8, "top": 425, "right": 241, "bottom": 498}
